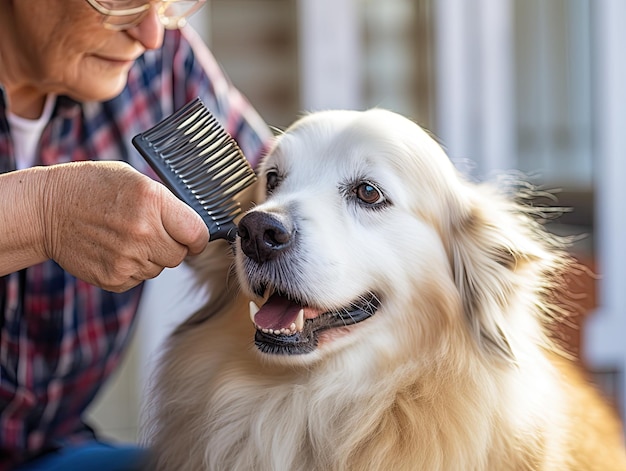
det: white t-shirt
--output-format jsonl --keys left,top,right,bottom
{"left": 6, "top": 94, "right": 56, "bottom": 170}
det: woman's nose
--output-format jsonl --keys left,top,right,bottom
{"left": 126, "top": 4, "right": 165, "bottom": 50}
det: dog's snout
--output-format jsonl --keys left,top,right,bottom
{"left": 238, "top": 211, "right": 293, "bottom": 263}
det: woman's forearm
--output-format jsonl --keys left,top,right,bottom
{"left": 0, "top": 167, "right": 48, "bottom": 275}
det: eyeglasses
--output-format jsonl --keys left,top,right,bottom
{"left": 85, "top": 0, "right": 207, "bottom": 31}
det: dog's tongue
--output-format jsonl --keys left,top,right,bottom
{"left": 254, "top": 293, "right": 303, "bottom": 331}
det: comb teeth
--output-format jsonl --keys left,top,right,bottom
{"left": 132, "top": 98, "right": 257, "bottom": 241}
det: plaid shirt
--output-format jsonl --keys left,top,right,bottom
{"left": 0, "top": 27, "right": 270, "bottom": 469}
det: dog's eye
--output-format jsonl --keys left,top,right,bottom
{"left": 355, "top": 182, "right": 384, "bottom": 205}
{"left": 266, "top": 170, "right": 281, "bottom": 193}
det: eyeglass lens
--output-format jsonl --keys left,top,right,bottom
{"left": 96, "top": 1, "right": 205, "bottom": 30}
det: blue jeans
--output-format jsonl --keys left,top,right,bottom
{"left": 14, "top": 442, "right": 150, "bottom": 471}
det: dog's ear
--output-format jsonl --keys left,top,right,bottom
{"left": 447, "top": 186, "right": 557, "bottom": 362}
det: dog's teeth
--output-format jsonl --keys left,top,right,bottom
{"left": 249, "top": 301, "right": 260, "bottom": 325}
{"left": 252, "top": 307, "right": 303, "bottom": 335}
{"left": 295, "top": 309, "right": 304, "bottom": 332}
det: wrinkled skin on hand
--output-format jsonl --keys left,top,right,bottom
{"left": 41, "top": 161, "right": 209, "bottom": 292}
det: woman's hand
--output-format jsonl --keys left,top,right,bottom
{"left": 0, "top": 161, "right": 209, "bottom": 292}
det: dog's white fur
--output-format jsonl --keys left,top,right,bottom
{"left": 143, "top": 109, "right": 626, "bottom": 470}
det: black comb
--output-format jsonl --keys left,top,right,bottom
{"left": 132, "top": 98, "right": 257, "bottom": 242}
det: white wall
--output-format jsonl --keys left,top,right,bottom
{"left": 297, "top": 0, "right": 361, "bottom": 110}
{"left": 584, "top": 0, "right": 626, "bottom": 419}
{"left": 434, "top": 0, "right": 515, "bottom": 175}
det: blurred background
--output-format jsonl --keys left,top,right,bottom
{"left": 88, "top": 0, "right": 626, "bottom": 442}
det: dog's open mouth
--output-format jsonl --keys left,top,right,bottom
{"left": 249, "top": 292, "right": 380, "bottom": 355}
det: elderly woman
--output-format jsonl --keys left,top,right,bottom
{"left": 0, "top": 0, "right": 271, "bottom": 469}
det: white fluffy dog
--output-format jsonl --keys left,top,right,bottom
{"left": 143, "top": 109, "right": 626, "bottom": 470}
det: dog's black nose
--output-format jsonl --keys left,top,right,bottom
{"left": 238, "top": 211, "right": 294, "bottom": 263}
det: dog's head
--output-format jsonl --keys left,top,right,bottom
{"left": 234, "top": 109, "right": 566, "bottom": 366}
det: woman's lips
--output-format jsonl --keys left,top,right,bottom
{"left": 91, "top": 53, "right": 138, "bottom": 66}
